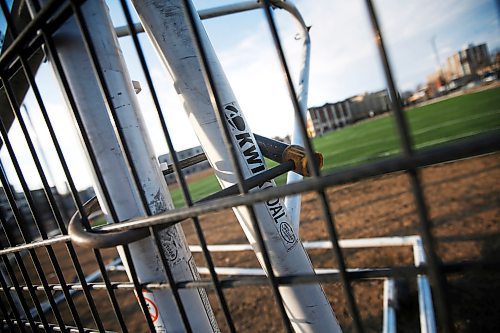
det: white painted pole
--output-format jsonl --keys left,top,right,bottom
{"left": 279, "top": 1, "right": 312, "bottom": 233}
{"left": 188, "top": 236, "right": 420, "bottom": 253}
{"left": 130, "top": 1, "right": 341, "bottom": 331}
{"left": 115, "top": 0, "right": 311, "bottom": 234}
{"left": 28, "top": 0, "right": 218, "bottom": 331}
{"left": 382, "top": 279, "right": 397, "bottom": 333}
{"left": 114, "top": 0, "right": 313, "bottom": 234}
{"left": 115, "top": 1, "right": 261, "bottom": 37}
{"left": 413, "top": 238, "right": 437, "bottom": 333}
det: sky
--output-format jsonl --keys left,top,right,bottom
{"left": 1, "top": 0, "right": 499, "bottom": 192}
{"left": 0, "top": 0, "right": 13, "bottom": 49}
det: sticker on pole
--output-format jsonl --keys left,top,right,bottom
{"left": 224, "top": 102, "right": 298, "bottom": 251}
{"left": 138, "top": 289, "right": 159, "bottom": 323}
{"left": 279, "top": 222, "right": 296, "bottom": 244}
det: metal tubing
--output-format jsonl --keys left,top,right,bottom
{"left": 109, "top": 2, "right": 233, "bottom": 325}
{"left": 382, "top": 279, "right": 397, "bottom": 333}
{"left": 71, "top": 0, "right": 217, "bottom": 328}
{"left": 26, "top": 234, "right": 428, "bottom": 330}
{"left": 3, "top": 260, "right": 499, "bottom": 291}
{"left": 115, "top": 1, "right": 261, "bottom": 37}
{"left": 0, "top": 135, "right": 67, "bottom": 331}
{"left": 131, "top": 0, "right": 341, "bottom": 331}
{"left": 0, "top": 256, "right": 30, "bottom": 333}
{"left": 68, "top": 161, "right": 294, "bottom": 249}
{"left": 413, "top": 238, "right": 437, "bottom": 333}
{"left": 16, "top": 45, "right": 129, "bottom": 332}
{"left": 161, "top": 134, "right": 308, "bottom": 176}
{"left": 272, "top": 0, "right": 312, "bottom": 232}
{"left": 189, "top": 236, "right": 420, "bottom": 253}
{"left": 0, "top": 4, "right": 113, "bottom": 323}
{"left": 260, "top": 1, "right": 364, "bottom": 331}
{"left": 31, "top": 0, "right": 218, "bottom": 330}
{"left": 134, "top": 1, "right": 280, "bottom": 331}
{"left": 67, "top": 0, "right": 197, "bottom": 329}
{"left": 20, "top": 1, "right": 130, "bottom": 330}
{"left": 29, "top": 0, "right": 185, "bottom": 329}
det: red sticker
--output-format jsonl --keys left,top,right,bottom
{"left": 136, "top": 292, "right": 159, "bottom": 323}
{"left": 144, "top": 296, "right": 159, "bottom": 323}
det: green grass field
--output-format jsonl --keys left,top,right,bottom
{"left": 170, "top": 87, "right": 500, "bottom": 207}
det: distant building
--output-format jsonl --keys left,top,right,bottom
{"left": 159, "top": 146, "right": 210, "bottom": 184}
{"left": 426, "top": 71, "right": 446, "bottom": 97}
{"left": 424, "top": 43, "right": 495, "bottom": 95}
{"left": 446, "top": 43, "right": 490, "bottom": 80}
{"left": 308, "top": 100, "right": 352, "bottom": 136}
{"left": 308, "top": 89, "right": 390, "bottom": 137}
{"left": 348, "top": 90, "right": 391, "bottom": 121}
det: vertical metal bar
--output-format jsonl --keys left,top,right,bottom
{"left": 68, "top": 0, "right": 220, "bottom": 330}
{"left": 413, "top": 238, "right": 437, "bottom": 333}
{"left": 0, "top": 256, "right": 29, "bottom": 333}
{"left": 1, "top": 73, "right": 107, "bottom": 332}
{"left": 0, "top": 250, "right": 40, "bottom": 332}
{"left": 13, "top": 38, "right": 129, "bottom": 333}
{"left": 5, "top": 3, "right": 128, "bottom": 327}
{"left": 33, "top": 0, "right": 219, "bottom": 330}
{"left": 179, "top": 5, "right": 292, "bottom": 328}
{"left": 65, "top": 11, "right": 190, "bottom": 332}
{"left": 363, "top": 1, "right": 452, "bottom": 332}
{"left": 0, "top": 1, "right": 106, "bottom": 330}
{"left": 0, "top": 149, "right": 67, "bottom": 331}
{"left": 272, "top": 1, "right": 312, "bottom": 232}
{"left": 0, "top": 259, "right": 25, "bottom": 321}
{"left": 24, "top": 0, "right": 155, "bottom": 330}
{"left": 117, "top": 1, "right": 236, "bottom": 331}
{"left": 37, "top": 5, "right": 157, "bottom": 332}
{"left": 0, "top": 291, "right": 17, "bottom": 332}
{"left": 382, "top": 279, "right": 396, "bottom": 333}
{"left": 2, "top": 71, "right": 100, "bottom": 329}
{"left": 182, "top": 0, "right": 293, "bottom": 329}
{"left": 131, "top": 0, "right": 342, "bottom": 330}
{"left": 260, "top": 1, "right": 363, "bottom": 332}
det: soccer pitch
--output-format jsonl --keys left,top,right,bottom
{"left": 170, "top": 87, "right": 500, "bottom": 207}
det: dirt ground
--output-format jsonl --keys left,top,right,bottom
{"left": 3, "top": 153, "right": 499, "bottom": 332}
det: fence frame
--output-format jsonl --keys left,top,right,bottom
{"left": 0, "top": 0, "right": 499, "bottom": 332}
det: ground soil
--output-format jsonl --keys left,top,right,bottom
{"left": 3, "top": 153, "right": 499, "bottom": 332}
